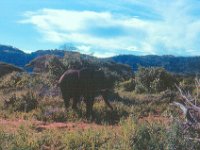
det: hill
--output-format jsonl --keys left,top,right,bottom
{"left": 109, "top": 55, "right": 200, "bottom": 74}
{"left": 1, "top": 44, "right": 200, "bottom": 74}
{"left": 0, "top": 45, "right": 66, "bottom": 68}
{"left": 0, "top": 62, "right": 23, "bottom": 77}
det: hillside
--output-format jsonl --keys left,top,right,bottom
{"left": 1, "top": 44, "right": 200, "bottom": 74}
{"left": 0, "top": 45, "right": 28, "bottom": 67}
{"left": 109, "top": 55, "right": 200, "bottom": 74}
{"left": 1, "top": 45, "right": 200, "bottom": 149}
{"left": 0, "top": 62, "right": 23, "bottom": 77}
{"left": 0, "top": 45, "right": 66, "bottom": 67}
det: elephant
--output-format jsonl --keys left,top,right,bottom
{"left": 58, "top": 67, "right": 114, "bottom": 118}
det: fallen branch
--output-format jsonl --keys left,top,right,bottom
{"left": 172, "top": 83, "right": 200, "bottom": 131}
{"left": 185, "top": 137, "right": 200, "bottom": 142}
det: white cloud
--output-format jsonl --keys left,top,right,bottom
{"left": 20, "top": 9, "right": 148, "bottom": 57}
{"left": 20, "top": 0, "right": 200, "bottom": 57}
{"left": 93, "top": 52, "right": 117, "bottom": 58}
{"left": 77, "top": 45, "right": 91, "bottom": 53}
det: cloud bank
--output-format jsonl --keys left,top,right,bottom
{"left": 20, "top": 0, "right": 200, "bottom": 57}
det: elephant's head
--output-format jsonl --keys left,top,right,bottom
{"left": 79, "top": 67, "right": 114, "bottom": 91}
{"left": 91, "top": 67, "right": 116, "bottom": 91}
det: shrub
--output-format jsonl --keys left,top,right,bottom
{"left": 46, "top": 56, "right": 66, "bottom": 81}
{"left": 0, "top": 72, "right": 47, "bottom": 91}
{"left": 135, "top": 66, "right": 176, "bottom": 93}
{"left": 0, "top": 72, "right": 21, "bottom": 89}
{"left": 41, "top": 107, "right": 67, "bottom": 122}
{"left": 179, "top": 79, "right": 194, "bottom": 93}
{"left": 0, "top": 130, "right": 15, "bottom": 149}
{"left": 131, "top": 122, "right": 166, "bottom": 150}
{"left": 93, "top": 101, "right": 130, "bottom": 124}
{"left": 121, "top": 79, "right": 136, "bottom": 91}
{"left": 4, "top": 90, "right": 38, "bottom": 112}
{"left": 165, "top": 121, "right": 200, "bottom": 149}
{"left": 61, "top": 128, "right": 114, "bottom": 149}
{"left": 135, "top": 84, "right": 147, "bottom": 94}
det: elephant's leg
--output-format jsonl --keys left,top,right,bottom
{"left": 72, "top": 95, "right": 79, "bottom": 110}
{"left": 101, "top": 90, "right": 113, "bottom": 111}
{"left": 60, "top": 88, "right": 70, "bottom": 109}
{"left": 85, "top": 96, "right": 94, "bottom": 119}
{"left": 63, "top": 96, "right": 70, "bottom": 109}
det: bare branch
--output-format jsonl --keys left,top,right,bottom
{"left": 185, "top": 137, "right": 200, "bottom": 142}
{"left": 175, "top": 84, "right": 200, "bottom": 111}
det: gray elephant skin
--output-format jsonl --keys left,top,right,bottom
{"left": 58, "top": 67, "right": 114, "bottom": 118}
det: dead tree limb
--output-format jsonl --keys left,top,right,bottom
{"left": 173, "top": 84, "right": 200, "bottom": 128}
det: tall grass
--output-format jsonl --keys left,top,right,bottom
{"left": 1, "top": 117, "right": 200, "bottom": 150}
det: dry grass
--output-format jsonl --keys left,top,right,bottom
{"left": 0, "top": 73, "right": 199, "bottom": 149}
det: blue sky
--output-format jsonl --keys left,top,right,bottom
{"left": 1, "top": 0, "right": 200, "bottom": 57}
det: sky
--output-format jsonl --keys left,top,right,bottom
{"left": 1, "top": 0, "right": 200, "bottom": 57}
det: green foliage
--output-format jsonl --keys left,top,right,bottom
{"left": 124, "top": 79, "right": 136, "bottom": 91}
{"left": 117, "top": 79, "right": 136, "bottom": 93}
{"left": 0, "top": 127, "right": 40, "bottom": 150}
{"left": 135, "top": 66, "right": 176, "bottom": 93}
{"left": 135, "top": 84, "right": 147, "bottom": 94}
{"left": 1, "top": 117, "right": 200, "bottom": 150}
{"left": 37, "top": 107, "right": 68, "bottom": 122}
{"left": 0, "top": 130, "right": 14, "bottom": 149}
{"left": 0, "top": 72, "right": 21, "bottom": 89}
{"left": 0, "top": 72, "right": 47, "bottom": 90}
{"left": 2, "top": 53, "right": 200, "bottom": 149}
{"left": 131, "top": 123, "right": 166, "bottom": 150}
{"left": 178, "top": 77, "right": 195, "bottom": 93}
{"left": 165, "top": 121, "right": 200, "bottom": 149}
{"left": 62, "top": 52, "right": 83, "bottom": 69}
{"left": 46, "top": 56, "right": 66, "bottom": 80}
{"left": 4, "top": 90, "right": 38, "bottom": 112}
{"left": 62, "top": 130, "right": 110, "bottom": 149}
{"left": 92, "top": 101, "right": 130, "bottom": 124}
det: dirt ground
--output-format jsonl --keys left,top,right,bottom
{"left": 0, "top": 118, "right": 117, "bottom": 133}
{"left": 0, "top": 115, "right": 172, "bottom": 133}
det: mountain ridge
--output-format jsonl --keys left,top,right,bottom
{"left": 1, "top": 44, "right": 200, "bottom": 74}
{"left": 109, "top": 55, "right": 200, "bottom": 74}
{"left": 0, "top": 45, "right": 67, "bottom": 68}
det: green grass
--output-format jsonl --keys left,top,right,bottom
{"left": 0, "top": 73, "right": 199, "bottom": 149}
{"left": 1, "top": 116, "right": 200, "bottom": 150}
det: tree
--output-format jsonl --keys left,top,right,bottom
{"left": 46, "top": 55, "right": 66, "bottom": 80}
{"left": 135, "top": 66, "right": 176, "bottom": 93}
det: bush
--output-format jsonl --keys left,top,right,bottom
{"left": 135, "top": 84, "right": 147, "bottom": 94}
{"left": 135, "top": 66, "right": 176, "bottom": 93}
{"left": 46, "top": 56, "right": 66, "bottom": 81}
{"left": 165, "top": 121, "right": 200, "bottom": 149}
{"left": 179, "top": 79, "right": 194, "bottom": 93}
{"left": 40, "top": 107, "right": 67, "bottom": 122}
{"left": 4, "top": 90, "right": 38, "bottom": 112}
{"left": 1, "top": 117, "right": 200, "bottom": 149}
{"left": 92, "top": 101, "right": 130, "bottom": 124}
{"left": 121, "top": 79, "right": 136, "bottom": 91}
{"left": 131, "top": 123, "right": 166, "bottom": 150}
{"left": 0, "top": 72, "right": 21, "bottom": 89}
{"left": 0, "top": 72, "right": 48, "bottom": 91}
